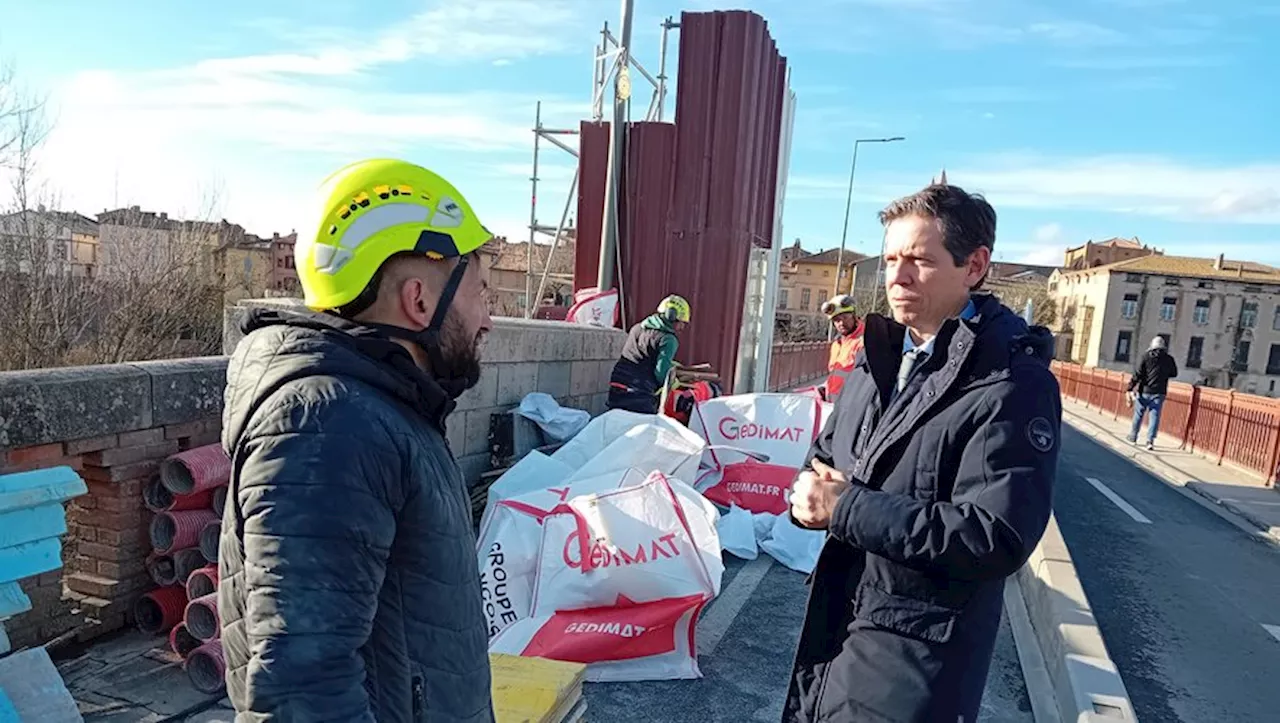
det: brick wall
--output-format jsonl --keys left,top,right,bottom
{"left": 0, "top": 313, "right": 623, "bottom": 648}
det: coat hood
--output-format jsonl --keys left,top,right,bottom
{"left": 224, "top": 308, "right": 455, "bottom": 450}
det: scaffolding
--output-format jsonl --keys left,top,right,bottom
{"left": 522, "top": 17, "right": 680, "bottom": 318}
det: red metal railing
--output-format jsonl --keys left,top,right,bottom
{"left": 1052, "top": 361, "right": 1280, "bottom": 486}
{"left": 769, "top": 342, "right": 828, "bottom": 391}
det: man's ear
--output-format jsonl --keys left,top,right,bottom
{"left": 397, "top": 276, "right": 432, "bottom": 328}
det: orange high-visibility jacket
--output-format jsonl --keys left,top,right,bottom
{"left": 825, "top": 322, "right": 865, "bottom": 400}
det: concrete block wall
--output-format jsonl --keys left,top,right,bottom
{"left": 0, "top": 309, "right": 623, "bottom": 648}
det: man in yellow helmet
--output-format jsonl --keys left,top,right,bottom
{"left": 821, "top": 294, "right": 864, "bottom": 400}
{"left": 219, "top": 159, "right": 495, "bottom": 722}
{"left": 606, "top": 294, "right": 691, "bottom": 414}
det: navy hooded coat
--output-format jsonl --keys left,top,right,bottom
{"left": 783, "top": 294, "right": 1061, "bottom": 723}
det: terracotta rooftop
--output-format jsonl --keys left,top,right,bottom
{"left": 793, "top": 248, "right": 867, "bottom": 266}
{"left": 1062, "top": 254, "right": 1280, "bottom": 283}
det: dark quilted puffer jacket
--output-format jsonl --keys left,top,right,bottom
{"left": 218, "top": 308, "right": 494, "bottom": 723}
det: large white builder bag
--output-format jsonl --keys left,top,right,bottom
{"left": 689, "top": 394, "right": 831, "bottom": 514}
{"left": 488, "top": 592, "right": 707, "bottom": 682}
{"left": 566, "top": 287, "right": 620, "bottom": 327}
{"left": 477, "top": 469, "right": 721, "bottom": 639}
{"left": 530, "top": 472, "right": 720, "bottom": 616}
{"left": 552, "top": 410, "right": 706, "bottom": 485}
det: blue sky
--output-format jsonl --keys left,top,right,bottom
{"left": 2, "top": 0, "right": 1278, "bottom": 266}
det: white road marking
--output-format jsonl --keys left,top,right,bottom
{"left": 1085, "top": 477, "right": 1153, "bottom": 524}
{"left": 1263, "top": 624, "right": 1280, "bottom": 643}
{"left": 696, "top": 555, "right": 774, "bottom": 657}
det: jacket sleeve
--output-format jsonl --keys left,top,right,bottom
{"left": 828, "top": 368, "right": 1060, "bottom": 581}
{"left": 654, "top": 334, "right": 678, "bottom": 384}
{"left": 1127, "top": 357, "right": 1144, "bottom": 391}
{"left": 235, "top": 429, "right": 398, "bottom": 722}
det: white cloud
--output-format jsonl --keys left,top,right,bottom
{"left": 1027, "top": 21, "right": 1127, "bottom": 46}
{"left": 947, "top": 154, "right": 1280, "bottom": 224}
{"left": 1034, "top": 223, "right": 1064, "bottom": 243}
{"left": 1017, "top": 247, "right": 1067, "bottom": 265}
{"left": 25, "top": 1, "right": 591, "bottom": 237}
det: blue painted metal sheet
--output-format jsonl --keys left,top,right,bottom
{"left": 0, "top": 504, "right": 67, "bottom": 549}
{"left": 0, "top": 581, "right": 32, "bottom": 619}
{"left": 0, "top": 538, "right": 61, "bottom": 585}
{"left": 0, "top": 466, "right": 86, "bottom": 514}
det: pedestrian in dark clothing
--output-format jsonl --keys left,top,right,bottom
{"left": 607, "top": 294, "right": 690, "bottom": 414}
{"left": 1127, "top": 336, "right": 1178, "bottom": 450}
{"left": 785, "top": 184, "right": 1061, "bottom": 723}
{"left": 220, "top": 160, "right": 497, "bottom": 722}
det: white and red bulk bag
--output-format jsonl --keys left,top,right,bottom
{"left": 550, "top": 410, "right": 707, "bottom": 485}
{"left": 476, "top": 469, "right": 721, "bottom": 640}
{"left": 476, "top": 468, "right": 647, "bottom": 639}
{"left": 488, "top": 593, "right": 707, "bottom": 682}
{"left": 529, "top": 473, "right": 720, "bottom": 617}
{"left": 689, "top": 393, "right": 831, "bottom": 514}
{"left": 566, "top": 287, "right": 620, "bottom": 328}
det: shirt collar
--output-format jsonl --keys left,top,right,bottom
{"left": 903, "top": 298, "right": 977, "bottom": 356}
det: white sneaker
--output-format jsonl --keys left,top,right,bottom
{"left": 1146, "top": 442, "right": 1155, "bottom": 451}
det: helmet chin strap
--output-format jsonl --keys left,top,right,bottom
{"left": 365, "top": 255, "right": 472, "bottom": 398}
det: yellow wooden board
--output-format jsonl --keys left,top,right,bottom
{"left": 491, "top": 653, "right": 587, "bottom": 723}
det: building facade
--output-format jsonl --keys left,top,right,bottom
{"left": 1051, "top": 254, "right": 1280, "bottom": 395}
{"left": 775, "top": 239, "right": 865, "bottom": 338}
{"left": 0, "top": 208, "right": 100, "bottom": 277}
{"left": 1063, "top": 237, "right": 1160, "bottom": 270}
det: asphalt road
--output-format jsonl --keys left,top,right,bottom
{"left": 586, "top": 553, "right": 1034, "bottom": 722}
{"left": 1055, "top": 424, "right": 1280, "bottom": 722}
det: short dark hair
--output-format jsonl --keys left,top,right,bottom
{"left": 879, "top": 183, "right": 997, "bottom": 286}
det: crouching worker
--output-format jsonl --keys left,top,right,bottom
{"left": 607, "top": 294, "right": 691, "bottom": 414}
{"left": 821, "top": 294, "right": 864, "bottom": 400}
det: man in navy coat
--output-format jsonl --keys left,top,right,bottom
{"left": 783, "top": 183, "right": 1061, "bottom": 722}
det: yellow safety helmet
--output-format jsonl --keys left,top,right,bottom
{"left": 297, "top": 158, "right": 493, "bottom": 311}
{"left": 821, "top": 294, "right": 857, "bottom": 319}
{"left": 657, "top": 295, "right": 692, "bottom": 324}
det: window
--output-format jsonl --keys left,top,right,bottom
{"left": 1187, "top": 336, "right": 1204, "bottom": 369}
{"left": 1163, "top": 277, "right": 1181, "bottom": 286}
{"left": 1245, "top": 285, "right": 1263, "bottom": 293}
{"left": 1197, "top": 280, "right": 1215, "bottom": 289}
{"left": 1121, "top": 293, "right": 1138, "bottom": 320}
{"left": 1194, "top": 299, "right": 1210, "bottom": 325}
{"left": 1242, "top": 301, "right": 1259, "bottom": 328}
{"left": 804, "top": 268, "right": 812, "bottom": 276}
{"left": 801, "top": 288, "right": 811, "bottom": 310}
{"left": 778, "top": 289, "right": 789, "bottom": 309}
{"left": 1269, "top": 344, "right": 1280, "bottom": 376}
{"left": 823, "top": 270, "right": 830, "bottom": 278}
{"left": 1160, "top": 296, "right": 1176, "bottom": 321}
{"left": 1274, "top": 306, "right": 1280, "bottom": 331}
{"left": 818, "top": 290, "right": 829, "bottom": 305}
{"left": 1125, "top": 273, "right": 1142, "bottom": 282}
{"left": 1115, "top": 330, "right": 1133, "bottom": 363}
{"left": 1233, "top": 340, "right": 1252, "bottom": 372}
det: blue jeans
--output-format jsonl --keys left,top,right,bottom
{"left": 1129, "top": 394, "right": 1165, "bottom": 444}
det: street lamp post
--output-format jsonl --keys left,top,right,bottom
{"left": 829, "top": 136, "right": 905, "bottom": 339}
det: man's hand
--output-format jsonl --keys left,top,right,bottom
{"left": 789, "top": 459, "right": 851, "bottom": 529}
{"left": 1125, "top": 391, "right": 1135, "bottom": 407}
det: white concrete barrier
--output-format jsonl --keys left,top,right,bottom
{"left": 1016, "top": 513, "right": 1138, "bottom": 722}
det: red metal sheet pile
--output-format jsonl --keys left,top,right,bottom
{"left": 576, "top": 10, "right": 788, "bottom": 390}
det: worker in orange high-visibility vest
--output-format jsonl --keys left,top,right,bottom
{"left": 821, "top": 294, "right": 864, "bottom": 400}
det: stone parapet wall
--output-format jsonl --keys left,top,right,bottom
{"left": 1, "top": 308, "right": 624, "bottom": 648}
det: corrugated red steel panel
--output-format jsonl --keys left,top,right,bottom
{"left": 574, "top": 121, "right": 610, "bottom": 290}
{"left": 666, "top": 10, "right": 786, "bottom": 390}
{"left": 572, "top": 10, "right": 787, "bottom": 391}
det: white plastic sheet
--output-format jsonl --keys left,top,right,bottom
{"left": 517, "top": 392, "right": 590, "bottom": 443}
{"left": 553, "top": 410, "right": 706, "bottom": 485}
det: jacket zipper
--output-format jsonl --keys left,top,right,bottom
{"left": 412, "top": 675, "right": 424, "bottom": 720}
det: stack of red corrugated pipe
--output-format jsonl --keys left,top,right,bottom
{"left": 136, "top": 443, "right": 231, "bottom": 695}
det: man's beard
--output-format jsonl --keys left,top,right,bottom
{"left": 435, "top": 315, "right": 484, "bottom": 393}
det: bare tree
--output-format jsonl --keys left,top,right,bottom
{"left": 988, "top": 280, "right": 1058, "bottom": 328}
{"left": 0, "top": 63, "right": 227, "bottom": 370}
